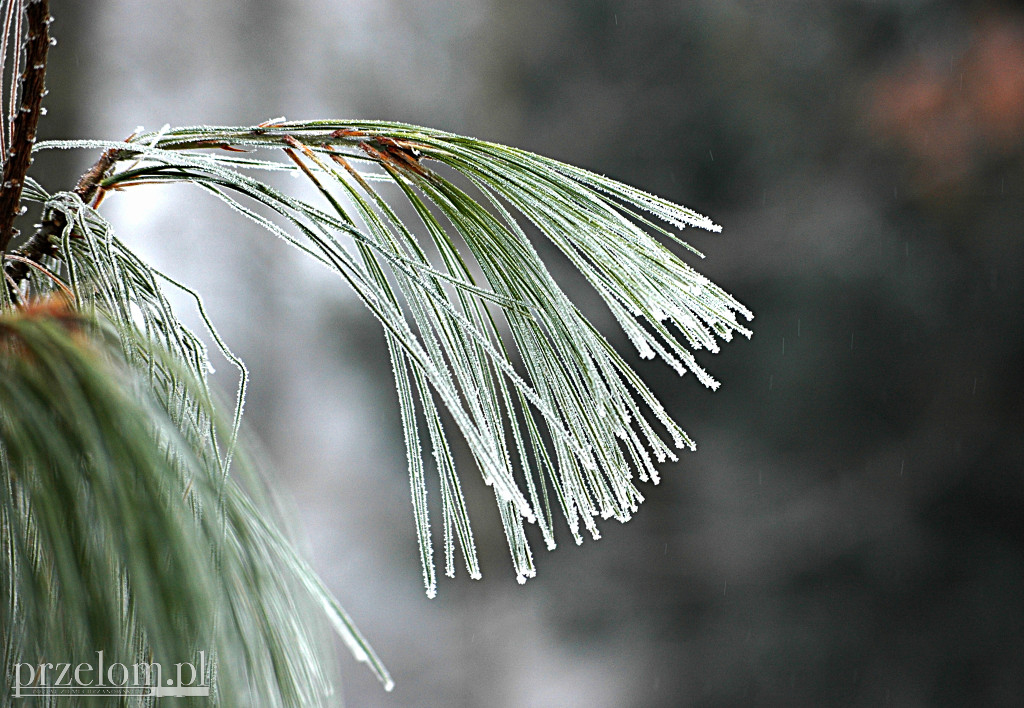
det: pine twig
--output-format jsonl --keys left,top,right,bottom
{"left": 3, "top": 146, "right": 119, "bottom": 299}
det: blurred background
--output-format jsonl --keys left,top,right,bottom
{"left": 30, "top": 0, "right": 1023, "bottom": 705}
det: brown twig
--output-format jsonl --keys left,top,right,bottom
{"left": 74, "top": 146, "right": 120, "bottom": 207}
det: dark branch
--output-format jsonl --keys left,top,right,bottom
{"left": 0, "top": 0, "right": 49, "bottom": 254}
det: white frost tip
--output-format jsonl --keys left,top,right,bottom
{"left": 384, "top": 679, "right": 395, "bottom": 692}
{"left": 470, "top": 571, "right": 483, "bottom": 580}
{"left": 516, "top": 575, "right": 526, "bottom": 585}
{"left": 426, "top": 588, "right": 437, "bottom": 599}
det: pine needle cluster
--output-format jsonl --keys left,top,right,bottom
{"left": 0, "top": 1, "right": 750, "bottom": 702}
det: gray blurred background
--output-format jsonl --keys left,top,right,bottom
{"left": 30, "top": 1, "right": 1023, "bottom": 706}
